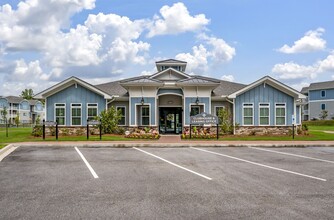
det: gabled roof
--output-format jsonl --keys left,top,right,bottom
{"left": 228, "top": 76, "right": 306, "bottom": 99}
{"left": 5, "top": 96, "right": 24, "bottom": 103}
{"left": 95, "top": 80, "right": 128, "bottom": 97}
{"left": 155, "top": 59, "right": 187, "bottom": 64}
{"left": 300, "top": 87, "right": 309, "bottom": 94}
{"left": 149, "top": 67, "right": 191, "bottom": 80}
{"left": 212, "top": 80, "right": 246, "bottom": 97}
{"left": 308, "top": 80, "right": 334, "bottom": 91}
{"left": 34, "top": 76, "right": 112, "bottom": 99}
{"left": 119, "top": 76, "right": 163, "bottom": 86}
{"left": 176, "top": 75, "right": 221, "bottom": 86}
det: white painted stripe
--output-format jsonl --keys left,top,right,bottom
{"left": 133, "top": 147, "right": 212, "bottom": 180}
{"left": 190, "top": 147, "right": 326, "bottom": 182}
{"left": 75, "top": 147, "right": 99, "bottom": 179}
{"left": 0, "top": 146, "right": 18, "bottom": 162}
{"left": 249, "top": 147, "right": 334, "bottom": 164}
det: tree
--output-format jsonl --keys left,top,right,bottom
{"left": 319, "top": 110, "right": 328, "bottom": 120}
{"left": 97, "top": 106, "right": 121, "bottom": 134}
{"left": 20, "top": 88, "right": 34, "bottom": 100}
{"left": 1, "top": 106, "right": 8, "bottom": 124}
{"left": 14, "top": 114, "right": 20, "bottom": 127}
{"left": 217, "top": 108, "right": 233, "bottom": 134}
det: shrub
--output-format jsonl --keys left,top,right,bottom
{"left": 97, "top": 107, "right": 122, "bottom": 134}
{"left": 302, "top": 124, "right": 308, "bottom": 131}
{"left": 32, "top": 125, "right": 43, "bottom": 137}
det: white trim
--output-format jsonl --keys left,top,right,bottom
{"left": 141, "top": 105, "right": 150, "bottom": 126}
{"left": 308, "top": 99, "right": 334, "bottom": 102}
{"left": 87, "top": 103, "right": 98, "bottom": 122}
{"left": 116, "top": 105, "right": 127, "bottom": 126}
{"left": 242, "top": 103, "right": 254, "bottom": 126}
{"left": 157, "top": 93, "right": 183, "bottom": 97}
{"left": 54, "top": 103, "right": 66, "bottom": 125}
{"left": 134, "top": 103, "right": 152, "bottom": 126}
{"left": 214, "top": 106, "right": 225, "bottom": 116}
{"left": 70, "top": 103, "right": 82, "bottom": 126}
{"left": 149, "top": 67, "right": 191, "bottom": 79}
{"left": 258, "top": 103, "right": 270, "bottom": 126}
{"left": 34, "top": 76, "right": 112, "bottom": 99}
{"left": 185, "top": 102, "right": 205, "bottom": 126}
{"left": 275, "top": 103, "right": 286, "bottom": 126}
{"left": 228, "top": 76, "right": 306, "bottom": 99}
{"left": 232, "top": 99, "right": 235, "bottom": 134}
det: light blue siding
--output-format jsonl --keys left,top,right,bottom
{"left": 235, "top": 83, "right": 294, "bottom": 126}
{"left": 184, "top": 97, "right": 210, "bottom": 125}
{"left": 130, "top": 97, "right": 156, "bottom": 126}
{"left": 46, "top": 84, "right": 106, "bottom": 126}
{"left": 309, "top": 88, "right": 334, "bottom": 101}
{"left": 296, "top": 105, "right": 300, "bottom": 124}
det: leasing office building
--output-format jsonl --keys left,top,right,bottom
{"left": 35, "top": 59, "right": 305, "bottom": 135}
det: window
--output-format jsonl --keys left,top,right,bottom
{"left": 321, "top": 103, "right": 326, "bottom": 110}
{"left": 243, "top": 103, "right": 254, "bottom": 125}
{"left": 190, "top": 106, "right": 200, "bottom": 116}
{"left": 215, "top": 106, "right": 225, "bottom": 116}
{"left": 71, "top": 104, "right": 82, "bottom": 126}
{"left": 275, "top": 103, "right": 286, "bottom": 125}
{"left": 141, "top": 106, "right": 150, "bottom": 126}
{"left": 55, "top": 103, "right": 65, "bottom": 125}
{"left": 259, "top": 103, "right": 270, "bottom": 125}
{"left": 117, "top": 106, "right": 126, "bottom": 126}
{"left": 321, "top": 90, "right": 326, "bottom": 97}
{"left": 87, "top": 103, "right": 98, "bottom": 121}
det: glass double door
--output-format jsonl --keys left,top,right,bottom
{"left": 159, "top": 107, "right": 182, "bottom": 134}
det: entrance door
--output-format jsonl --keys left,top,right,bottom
{"left": 159, "top": 107, "right": 182, "bottom": 134}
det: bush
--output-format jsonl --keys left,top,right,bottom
{"left": 32, "top": 125, "right": 43, "bottom": 137}
{"left": 98, "top": 107, "right": 122, "bottom": 134}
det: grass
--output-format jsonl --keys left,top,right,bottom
{"left": 1, "top": 125, "right": 334, "bottom": 146}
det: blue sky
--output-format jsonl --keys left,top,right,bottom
{"left": 0, "top": 0, "right": 333, "bottom": 96}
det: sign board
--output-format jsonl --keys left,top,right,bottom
{"left": 44, "top": 121, "right": 57, "bottom": 126}
{"left": 190, "top": 112, "right": 218, "bottom": 125}
{"left": 87, "top": 120, "right": 101, "bottom": 125}
{"left": 292, "top": 115, "right": 295, "bottom": 125}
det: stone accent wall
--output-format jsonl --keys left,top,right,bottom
{"left": 235, "top": 126, "right": 300, "bottom": 136}
{"left": 45, "top": 126, "right": 100, "bottom": 136}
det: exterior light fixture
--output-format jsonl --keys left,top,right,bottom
{"left": 195, "top": 97, "right": 199, "bottom": 105}
{"left": 141, "top": 97, "right": 144, "bottom": 105}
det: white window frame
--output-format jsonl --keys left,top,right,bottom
{"left": 141, "top": 106, "right": 150, "bottom": 126}
{"left": 87, "top": 103, "right": 98, "bottom": 122}
{"left": 275, "top": 103, "right": 286, "bottom": 126}
{"left": 259, "top": 103, "right": 270, "bottom": 126}
{"left": 215, "top": 106, "right": 225, "bottom": 116}
{"left": 190, "top": 105, "right": 200, "bottom": 116}
{"left": 54, "top": 103, "right": 66, "bottom": 125}
{"left": 321, "top": 90, "right": 326, "bottom": 98}
{"left": 242, "top": 103, "right": 254, "bottom": 126}
{"left": 71, "top": 103, "right": 82, "bottom": 126}
{"left": 116, "top": 106, "right": 126, "bottom": 126}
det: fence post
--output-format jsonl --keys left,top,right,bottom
{"left": 216, "top": 124, "right": 219, "bottom": 140}
{"left": 42, "top": 119, "right": 45, "bottom": 140}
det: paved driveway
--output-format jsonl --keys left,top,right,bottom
{"left": 0, "top": 146, "right": 333, "bottom": 219}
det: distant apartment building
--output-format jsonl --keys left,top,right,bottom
{"left": 301, "top": 80, "right": 334, "bottom": 120}
{"left": 0, "top": 96, "right": 45, "bottom": 125}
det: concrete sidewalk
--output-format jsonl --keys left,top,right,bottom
{"left": 6, "top": 140, "right": 334, "bottom": 148}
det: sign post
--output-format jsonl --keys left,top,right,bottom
{"left": 6, "top": 118, "right": 8, "bottom": 138}
{"left": 43, "top": 120, "right": 57, "bottom": 140}
{"left": 292, "top": 115, "right": 295, "bottom": 139}
{"left": 87, "top": 120, "right": 102, "bottom": 140}
{"left": 190, "top": 112, "right": 219, "bottom": 139}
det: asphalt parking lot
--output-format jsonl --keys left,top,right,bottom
{"left": 0, "top": 146, "right": 333, "bottom": 219}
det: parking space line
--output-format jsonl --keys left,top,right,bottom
{"left": 133, "top": 147, "right": 212, "bottom": 180}
{"left": 249, "top": 147, "right": 334, "bottom": 164}
{"left": 75, "top": 147, "right": 99, "bottom": 179}
{"left": 190, "top": 147, "right": 327, "bottom": 182}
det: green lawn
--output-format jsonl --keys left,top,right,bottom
{"left": 1, "top": 125, "right": 334, "bottom": 147}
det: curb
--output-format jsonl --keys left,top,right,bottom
{"left": 0, "top": 144, "right": 17, "bottom": 161}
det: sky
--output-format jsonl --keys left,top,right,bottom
{"left": 0, "top": 0, "right": 333, "bottom": 96}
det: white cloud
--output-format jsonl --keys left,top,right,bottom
{"left": 278, "top": 28, "right": 326, "bottom": 54}
{"left": 175, "top": 44, "right": 209, "bottom": 74}
{"left": 221, "top": 75, "right": 235, "bottom": 82}
{"left": 199, "top": 33, "right": 236, "bottom": 62}
{"left": 318, "top": 52, "right": 334, "bottom": 72}
{"left": 147, "top": 2, "right": 209, "bottom": 37}
{"left": 272, "top": 62, "right": 318, "bottom": 80}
